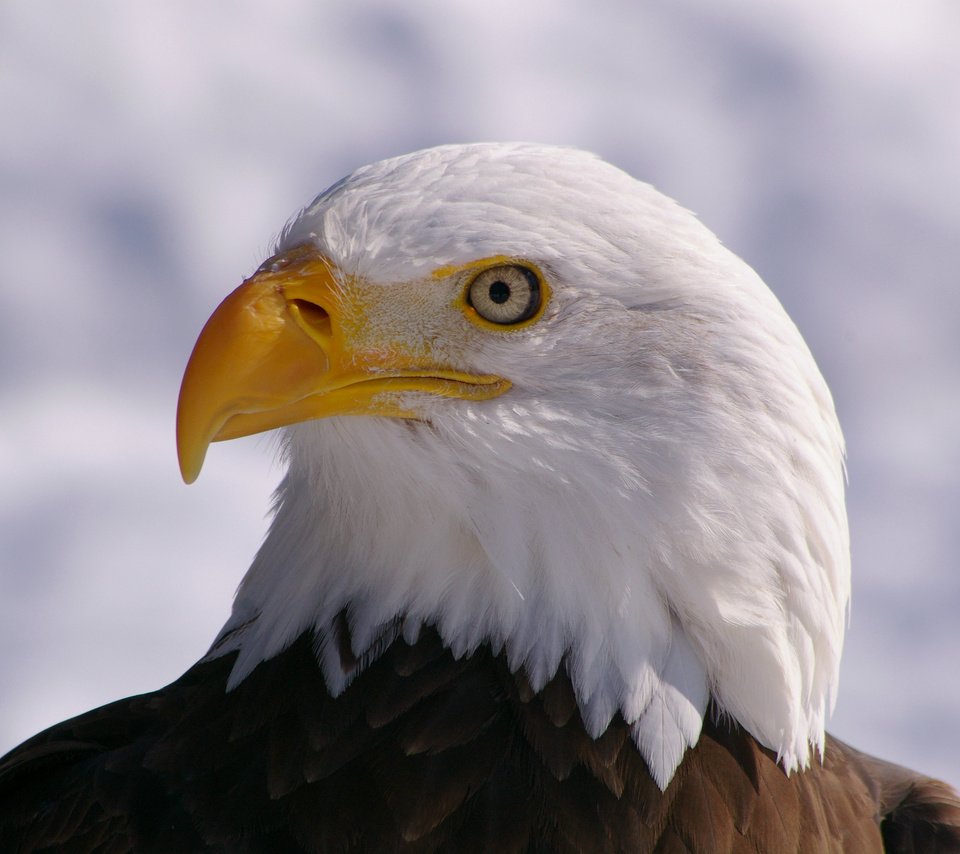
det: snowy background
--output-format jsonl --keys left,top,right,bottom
{"left": 2, "top": 0, "right": 958, "bottom": 786}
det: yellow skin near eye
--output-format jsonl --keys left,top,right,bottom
{"left": 434, "top": 255, "right": 552, "bottom": 332}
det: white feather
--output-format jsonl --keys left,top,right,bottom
{"left": 207, "top": 143, "right": 849, "bottom": 788}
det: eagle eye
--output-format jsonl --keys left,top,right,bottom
{"left": 467, "top": 265, "right": 541, "bottom": 325}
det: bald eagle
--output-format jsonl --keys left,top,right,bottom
{"left": 1, "top": 144, "right": 958, "bottom": 852}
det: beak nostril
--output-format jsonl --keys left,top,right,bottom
{"left": 290, "top": 298, "right": 333, "bottom": 341}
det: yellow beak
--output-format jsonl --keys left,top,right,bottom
{"left": 176, "top": 243, "right": 508, "bottom": 483}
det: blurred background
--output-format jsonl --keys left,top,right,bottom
{"left": 1, "top": 0, "right": 958, "bottom": 785}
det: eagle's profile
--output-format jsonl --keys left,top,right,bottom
{"left": 2, "top": 143, "right": 958, "bottom": 852}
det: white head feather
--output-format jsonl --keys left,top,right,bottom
{"left": 207, "top": 143, "right": 849, "bottom": 789}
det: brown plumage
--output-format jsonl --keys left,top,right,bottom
{"left": 2, "top": 625, "right": 958, "bottom": 853}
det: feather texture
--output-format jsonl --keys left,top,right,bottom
{"left": 218, "top": 143, "right": 848, "bottom": 784}
{"left": 6, "top": 626, "right": 957, "bottom": 852}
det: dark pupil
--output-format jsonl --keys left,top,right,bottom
{"left": 488, "top": 281, "right": 511, "bottom": 304}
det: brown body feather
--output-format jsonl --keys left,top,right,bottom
{"left": 1, "top": 628, "right": 958, "bottom": 853}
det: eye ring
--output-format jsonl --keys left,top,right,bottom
{"left": 466, "top": 265, "right": 542, "bottom": 325}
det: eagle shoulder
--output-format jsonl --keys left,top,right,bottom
{"left": 2, "top": 628, "right": 956, "bottom": 852}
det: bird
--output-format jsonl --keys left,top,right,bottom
{"left": 1, "top": 143, "right": 958, "bottom": 853}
